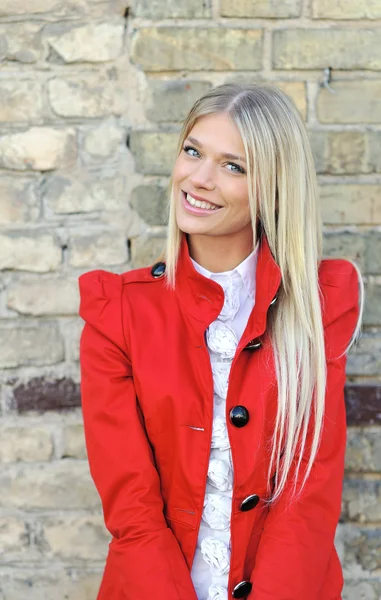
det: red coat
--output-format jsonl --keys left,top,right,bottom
{"left": 79, "top": 233, "right": 359, "bottom": 600}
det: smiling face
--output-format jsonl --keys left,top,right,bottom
{"left": 172, "top": 112, "right": 253, "bottom": 253}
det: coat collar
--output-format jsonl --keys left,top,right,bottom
{"left": 175, "top": 232, "right": 281, "bottom": 347}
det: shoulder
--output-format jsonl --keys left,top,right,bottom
{"left": 318, "top": 258, "right": 360, "bottom": 357}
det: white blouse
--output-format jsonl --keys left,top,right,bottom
{"left": 189, "top": 245, "right": 259, "bottom": 600}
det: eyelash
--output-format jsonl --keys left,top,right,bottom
{"left": 182, "top": 145, "right": 246, "bottom": 174}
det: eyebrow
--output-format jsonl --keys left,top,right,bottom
{"left": 186, "top": 136, "right": 247, "bottom": 163}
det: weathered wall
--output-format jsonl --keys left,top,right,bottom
{"left": 0, "top": 1, "right": 380, "bottom": 598}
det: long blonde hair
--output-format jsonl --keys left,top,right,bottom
{"left": 164, "top": 83, "right": 362, "bottom": 503}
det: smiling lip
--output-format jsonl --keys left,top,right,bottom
{"left": 183, "top": 190, "right": 221, "bottom": 207}
{"left": 181, "top": 191, "right": 223, "bottom": 216}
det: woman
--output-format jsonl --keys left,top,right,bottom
{"left": 79, "top": 83, "right": 362, "bottom": 600}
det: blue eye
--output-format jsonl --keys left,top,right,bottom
{"left": 182, "top": 145, "right": 246, "bottom": 174}
{"left": 183, "top": 145, "right": 199, "bottom": 157}
{"left": 227, "top": 163, "right": 245, "bottom": 174}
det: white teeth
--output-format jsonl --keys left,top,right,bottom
{"left": 186, "top": 193, "right": 219, "bottom": 211}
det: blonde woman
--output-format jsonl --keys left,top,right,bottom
{"left": 79, "top": 83, "right": 362, "bottom": 600}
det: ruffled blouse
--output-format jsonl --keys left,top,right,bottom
{"left": 189, "top": 246, "right": 259, "bottom": 600}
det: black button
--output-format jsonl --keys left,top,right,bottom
{"left": 245, "top": 337, "right": 261, "bottom": 350}
{"left": 151, "top": 262, "right": 166, "bottom": 278}
{"left": 240, "top": 494, "right": 260, "bottom": 511}
{"left": 229, "top": 406, "right": 249, "bottom": 428}
{"left": 232, "top": 581, "right": 252, "bottom": 598}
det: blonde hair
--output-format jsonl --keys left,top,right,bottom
{"left": 164, "top": 83, "right": 363, "bottom": 503}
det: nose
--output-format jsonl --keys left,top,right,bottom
{"left": 188, "top": 159, "right": 216, "bottom": 190}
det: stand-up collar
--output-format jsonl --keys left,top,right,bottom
{"left": 175, "top": 233, "right": 281, "bottom": 342}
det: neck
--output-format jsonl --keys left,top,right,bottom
{"left": 187, "top": 227, "right": 254, "bottom": 273}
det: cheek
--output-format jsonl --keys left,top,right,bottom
{"left": 172, "top": 157, "right": 190, "bottom": 184}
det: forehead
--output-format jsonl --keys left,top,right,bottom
{"left": 188, "top": 113, "right": 245, "bottom": 153}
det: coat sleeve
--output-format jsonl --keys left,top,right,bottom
{"left": 250, "top": 261, "right": 360, "bottom": 600}
{"left": 78, "top": 270, "right": 198, "bottom": 600}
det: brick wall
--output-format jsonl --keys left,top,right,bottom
{"left": 0, "top": 1, "right": 380, "bottom": 598}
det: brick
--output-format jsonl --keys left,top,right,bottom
{"left": 83, "top": 120, "right": 122, "bottom": 157}
{"left": 317, "top": 81, "right": 381, "bottom": 124}
{"left": 130, "top": 234, "right": 166, "bottom": 268}
{"left": 62, "top": 317, "right": 83, "bottom": 362}
{"left": 363, "top": 281, "right": 381, "bottom": 326}
{"left": 0, "top": 428, "right": 53, "bottom": 463}
{"left": 313, "top": 0, "right": 381, "bottom": 19}
{"left": 130, "top": 185, "right": 169, "bottom": 226}
{"left": 129, "top": 131, "right": 178, "bottom": 175}
{"left": 275, "top": 81, "right": 307, "bottom": 121}
{"left": 364, "top": 230, "right": 381, "bottom": 273}
{"left": 1, "top": 23, "right": 44, "bottom": 63}
{"left": 343, "top": 580, "right": 381, "bottom": 600}
{"left": 45, "top": 21, "right": 124, "bottom": 63}
{"left": 273, "top": 30, "right": 381, "bottom": 70}
{"left": 146, "top": 79, "right": 212, "bottom": 123}
{"left": 42, "top": 514, "right": 109, "bottom": 559}
{"left": 310, "top": 130, "right": 370, "bottom": 174}
{"left": 0, "top": 324, "right": 64, "bottom": 368}
{"left": 320, "top": 185, "right": 381, "bottom": 225}
{"left": 43, "top": 173, "right": 125, "bottom": 214}
{"left": 340, "top": 525, "right": 381, "bottom": 572}
{"left": 68, "top": 231, "right": 128, "bottom": 267}
{"left": 220, "top": 0, "right": 300, "bottom": 17}
{"left": 131, "top": 27, "right": 263, "bottom": 71}
{"left": 0, "top": 127, "right": 76, "bottom": 172}
{"left": 0, "top": 518, "right": 28, "bottom": 554}
{"left": 0, "top": 178, "right": 39, "bottom": 225}
{"left": 0, "top": 0, "right": 60, "bottom": 15}
{"left": 369, "top": 131, "right": 381, "bottom": 173}
{"left": 346, "top": 428, "right": 381, "bottom": 473}
{"left": 346, "top": 332, "right": 381, "bottom": 378}
{"left": 0, "top": 461, "right": 99, "bottom": 510}
{"left": 133, "top": 0, "right": 211, "bottom": 18}
{"left": 62, "top": 424, "right": 87, "bottom": 459}
{"left": 323, "top": 231, "right": 365, "bottom": 272}
{"left": 7, "top": 278, "right": 79, "bottom": 316}
{"left": 13, "top": 377, "right": 81, "bottom": 413}
{"left": 48, "top": 74, "right": 126, "bottom": 118}
{"left": 0, "top": 569, "right": 102, "bottom": 600}
{"left": 342, "top": 480, "right": 381, "bottom": 523}
{"left": 0, "top": 233, "right": 61, "bottom": 272}
{"left": 345, "top": 385, "right": 381, "bottom": 426}
{"left": 0, "top": 80, "right": 42, "bottom": 122}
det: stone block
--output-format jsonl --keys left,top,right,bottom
{"left": 0, "top": 324, "right": 64, "bottom": 368}
{"left": 363, "top": 281, "right": 381, "bottom": 326}
{"left": 146, "top": 79, "right": 212, "bottom": 123}
{"left": 320, "top": 185, "right": 381, "bottom": 225}
{"left": 83, "top": 120, "right": 122, "bottom": 157}
{"left": 62, "top": 318, "right": 83, "bottom": 362}
{"left": 129, "top": 131, "right": 178, "bottom": 175}
{"left": 0, "top": 0, "right": 60, "bottom": 15}
{"left": 68, "top": 231, "right": 128, "bottom": 267}
{"left": 1, "top": 23, "right": 44, "bottom": 63}
{"left": 346, "top": 332, "right": 381, "bottom": 378}
{"left": 0, "top": 569, "right": 102, "bottom": 600}
{"left": 220, "top": 0, "right": 301, "bottom": 17}
{"left": 62, "top": 424, "right": 87, "bottom": 459}
{"left": 0, "top": 428, "right": 53, "bottom": 463}
{"left": 42, "top": 514, "right": 109, "bottom": 559}
{"left": 45, "top": 21, "right": 124, "bottom": 63}
{"left": 0, "top": 461, "right": 99, "bottom": 510}
{"left": 48, "top": 74, "right": 126, "bottom": 118}
{"left": 313, "top": 0, "right": 381, "bottom": 19}
{"left": 317, "top": 81, "right": 381, "bottom": 124}
{"left": 0, "top": 127, "right": 77, "bottom": 171}
{"left": 133, "top": 0, "right": 211, "bottom": 18}
{"left": 275, "top": 81, "right": 307, "bottom": 121}
{"left": 346, "top": 428, "right": 381, "bottom": 473}
{"left": 131, "top": 27, "right": 263, "bottom": 71}
{"left": 310, "top": 130, "right": 369, "bottom": 175}
{"left": 364, "top": 230, "right": 381, "bottom": 273}
{"left": 130, "top": 234, "right": 166, "bottom": 268}
{"left": 0, "top": 233, "right": 61, "bottom": 272}
{"left": 7, "top": 278, "right": 79, "bottom": 316}
{"left": 369, "top": 131, "right": 381, "bottom": 173}
{"left": 130, "top": 184, "right": 169, "bottom": 226}
{"left": 0, "top": 178, "right": 39, "bottom": 225}
{"left": 0, "top": 518, "right": 28, "bottom": 555}
{"left": 13, "top": 377, "right": 81, "bottom": 413}
{"left": 342, "top": 480, "right": 381, "bottom": 523}
{"left": 0, "top": 80, "right": 42, "bottom": 122}
{"left": 343, "top": 580, "right": 381, "bottom": 600}
{"left": 340, "top": 525, "right": 381, "bottom": 572}
{"left": 43, "top": 173, "right": 126, "bottom": 214}
{"left": 345, "top": 385, "right": 381, "bottom": 427}
{"left": 273, "top": 30, "right": 381, "bottom": 70}
{"left": 322, "top": 231, "right": 365, "bottom": 271}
